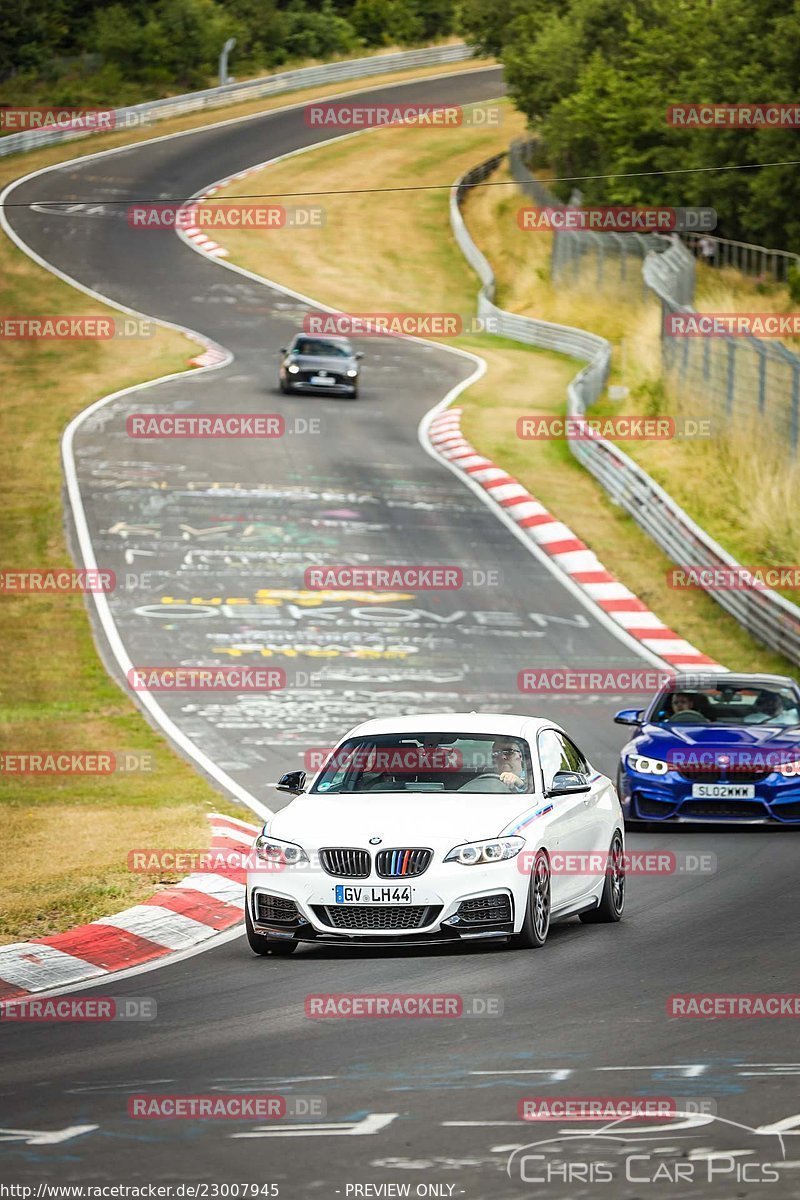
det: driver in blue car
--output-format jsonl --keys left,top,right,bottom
{"left": 491, "top": 741, "right": 527, "bottom": 791}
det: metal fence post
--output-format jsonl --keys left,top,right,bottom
{"left": 726, "top": 340, "right": 736, "bottom": 415}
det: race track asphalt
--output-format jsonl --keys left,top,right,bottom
{"left": 3, "top": 66, "right": 799, "bottom": 1198}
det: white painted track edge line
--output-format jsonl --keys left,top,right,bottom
{"left": 170, "top": 109, "right": 676, "bottom": 672}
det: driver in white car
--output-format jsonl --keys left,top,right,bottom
{"left": 491, "top": 740, "right": 527, "bottom": 791}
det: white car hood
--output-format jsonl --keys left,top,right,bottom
{"left": 269, "top": 791, "right": 536, "bottom": 848}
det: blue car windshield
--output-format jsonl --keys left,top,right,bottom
{"left": 650, "top": 684, "right": 800, "bottom": 727}
{"left": 310, "top": 733, "right": 534, "bottom": 794}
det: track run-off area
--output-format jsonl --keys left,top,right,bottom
{"left": 2, "top": 66, "right": 800, "bottom": 1198}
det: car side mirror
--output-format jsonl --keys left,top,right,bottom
{"left": 355, "top": 351, "right": 364, "bottom": 360}
{"left": 279, "top": 346, "right": 287, "bottom": 353}
{"left": 614, "top": 708, "right": 644, "bottom": 726}
{"left": 547, "top": 770, "right": 591, "bottom": 797}
{"left": 276, "top": 770, "right": 306, "bottom": 794}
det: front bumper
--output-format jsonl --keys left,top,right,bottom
{"left": 247, "top": 864, "right": 525, "bottom": 945}
{"left": 619, "top": 767, "right": 800, "bottom": 823}
{"left": 282, "top": 373, "right": 356, "bottom": 394}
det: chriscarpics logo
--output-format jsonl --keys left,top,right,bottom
{"left": 506, "top": 1112, "right": 788, "bottom": 1187}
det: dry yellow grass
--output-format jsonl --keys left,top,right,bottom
{"left": 0, "top": 59, "right": 497, "bottom": 945}
{"left": 210, "top": 108, "right": 798, "bottom": 675}
{"left": 463, "top": 163, "right": 800, "bottom": 607}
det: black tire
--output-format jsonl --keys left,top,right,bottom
{"left": 279, "top": 377, "right": 289, "bottom": 394}
{"left": 245, "top": 905, "right": 298, "bottom": 956}
{"left": 348, "top": 385, "right": 359, "bottom": 399}
{"left": 508, "top": 849, "right": 550, "bottom": 949}
{"left": 580, "top": 831, "right": 625, "bottom": 924}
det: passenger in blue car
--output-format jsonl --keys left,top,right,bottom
{"left": 743, "top": 691, "right": 800, "bottom": 727}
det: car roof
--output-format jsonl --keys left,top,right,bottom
{"left": 658, "top": 672, "right": 798, "bottom": 691}
{"left": 291, "top": 333, "right": 351, "bottom": 345}
{"left": 341, "top": 712, "right": 563, "bottom": 741}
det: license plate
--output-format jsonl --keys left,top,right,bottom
{"left": 691, "top": 783, "right": 756, "bottom": 799}
{"left": 335, "top": 885, "right": 412, "bottom": 904}
{"left": 310, "top": 375, "right": 332, "bottom": 385}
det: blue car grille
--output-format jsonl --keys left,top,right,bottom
{"left": 676, "top": 765, "right": 771, "bottom": 785}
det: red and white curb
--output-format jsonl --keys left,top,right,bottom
{"left": 178, "top": 170, "right": 262, "bottom": 264}
{"left": 427, "top": 408, "right": 724, "bottom": 673}
{"left": 0, "top": 813, "right": 260, "bottom": 1001}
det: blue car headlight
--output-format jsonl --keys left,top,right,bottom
{"left": 627, "top": 754, "right": 669, "bottom": 776}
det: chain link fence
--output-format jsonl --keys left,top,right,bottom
{"left": 0, "top": 43, "right": 474, "bottom": 159}
{"left": 510, "top": 138, "right": 800, "bottom": 455}
{"left": 452, "top": 153, "right": 800, "bottom": 668}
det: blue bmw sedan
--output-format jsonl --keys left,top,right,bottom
{"left": 615, "top": 673, "right": 800, "bottom": 824}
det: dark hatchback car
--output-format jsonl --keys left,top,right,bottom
{"left": 614, "top": 672, "right": 800, "bottom": 825}
{"left": 278, "top": 334, "right": 362, "bottom": 398}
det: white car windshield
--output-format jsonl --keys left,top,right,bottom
{"left": 310, "top": 733, "right": 534, "bottom": 793}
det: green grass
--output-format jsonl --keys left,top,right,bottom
{"left": 0, "top": 60, "right": 490, "bottom": 943}
{"left": 211, "top": 103, "right": 799, "bottom": 679}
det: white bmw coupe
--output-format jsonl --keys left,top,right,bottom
{"left": 245, "top": 713, "right": 625, "bottom": 954}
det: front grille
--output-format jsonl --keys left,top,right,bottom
{"left": 255, "top": 894, "right": 301, "bottom": 925}
{"left": 774, "top": 801, "right": 800, "bottom": 820}
{"left": 312, "top": 904, "right": 442, "bottom": 931}
{"left": 375, "top": 848, "right": 432, "bottom": 878}
{"left": 634, "top": 793, "right": 676, "bottom": 817}
{"left": 677, "top": 767, "right": 771, "bottom": 784}
{"left": 455, "top": 894, "right": 512, "bottom": 926}
{"left": 319, "top": 848, "right": 371, "bottom": 878}
{"left": 679, "top": 799, "right": 768, "bottom": 819}
{"left": 298, "top": 370, "right": 343, "bottom": 384}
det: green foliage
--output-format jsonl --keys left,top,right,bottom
{"left": 1, "top": 0, "right": 457, "bottom": 106}
{"left": 788, "top": 265, "right": 800, "bottom": 305}
{"left": 460, "top": 0, "right": 800, "bottom": 249}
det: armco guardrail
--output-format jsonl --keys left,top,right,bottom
{"left": 510, "top": 137, "right": 800, "bottom": 455}
{"left": 451, "top": 154, "right": 800, "bottom": 668}
{"left": 0, "top": 43, "right": 474, "bottom": 158}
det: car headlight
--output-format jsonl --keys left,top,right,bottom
{"left": 287, "top": 364, "right": 300, "bottom": 374}
{"left": 627, "top": 754, "right": 669, "bottom": 776}
{"left": 776, "top": 760, "right": 800, "bottom": 778}
{"left": 346, "top": 368, "right": 358, "bottom": 377}
{"left": 445, "top": 837, "right": 525, "bottom": 865}
{"left": 254, "top": 834, "right": 309, "bottom": 866}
